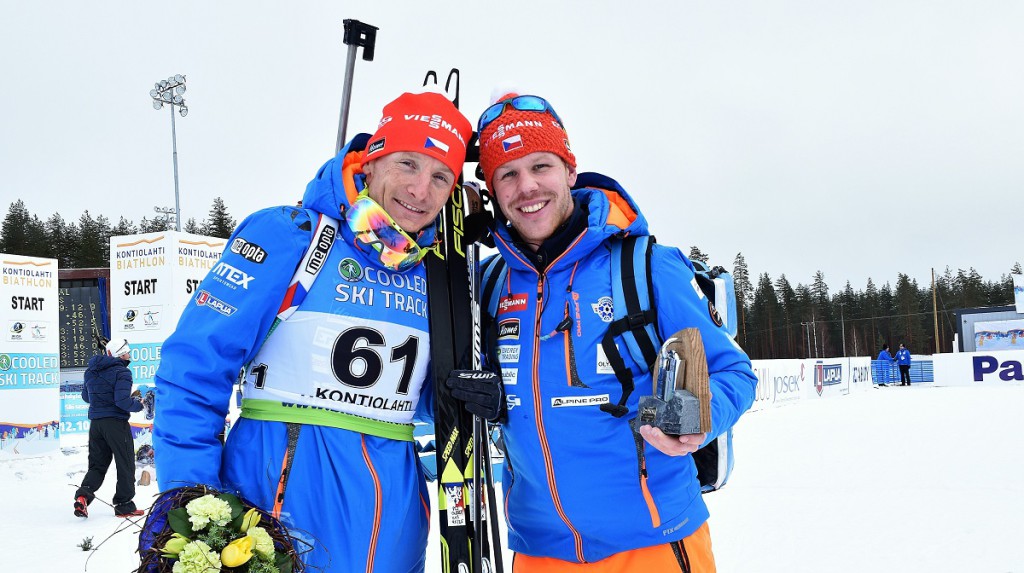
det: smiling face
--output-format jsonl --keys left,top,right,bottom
{"left": 491, "top": 151, "right": 577, "bottom": 250}
{"left": 362, "top": 151, "right": 456, "bottom": 233}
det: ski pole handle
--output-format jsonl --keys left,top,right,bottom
{"left": 336, "top": 19, "right": 378, "bottom": 153}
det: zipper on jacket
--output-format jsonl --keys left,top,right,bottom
{"left": 631, "top": 420, "right": 661, "bottom": 528}
{"left": 533, "top": 272, "right": 587, "bottom": 563}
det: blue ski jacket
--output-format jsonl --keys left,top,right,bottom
{"left": 896, "top": 348, "right": 912, "bottom": 365}
{"left": 486, "top": 172, "right": 757, "bottom": 563}
{"left": 82, "top": 355, "right": 142, "bottom": 420}
{"left": 877, "top": 350, "right": 894, "bottom": 362}
{"left": 154, "top": 135, "right": 435, "bottom": 573}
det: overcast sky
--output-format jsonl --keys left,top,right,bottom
{"left": 2, "top": 1, "right": 1021, "bottom": 291}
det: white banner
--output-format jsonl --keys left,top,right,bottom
{"left": 0, "top": 254, "right": 60, "bottom": 457}
{"left": 109, "top": 232, "right": 226, "bottom": 449}
{"left": 973, "top": 319, "right": 1024, "bottom": 351}
{"left": 932, "top": 350, "right": 1024, "bottom": 386}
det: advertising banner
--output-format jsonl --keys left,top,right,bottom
{"left": 59, "top": 368, "right": 89, "bottom": 437}
{"left": 932, "top": 350, "right": 1024, "bottom": 386}
{"left": 0, "top": 254, "right": 60, "bottom": 457}
{"left": 974, "top": 319, "right": 1024, "bottom": 351}
{"left": 749, "top": 359, "right": 806, "bottom": 412}
{"left": 108, "top": 232, "right": 225, "bottom": 453}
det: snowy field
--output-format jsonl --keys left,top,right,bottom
{"left": 1, "top": 384, "right": 1021, "bottom": 572}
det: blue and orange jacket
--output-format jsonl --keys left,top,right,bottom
{"left": 486, "top": 172, "right": 757, "bottom": 563}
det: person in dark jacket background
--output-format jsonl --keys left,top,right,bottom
{"left": 895, "top": 343, "right": 913, "bottom": 386}
{"left": 74, "top": 338, "right": 144, "bottom": 518}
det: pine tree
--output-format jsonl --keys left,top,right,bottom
{"left": 110, "top": 216, "right": 138, "bottom": 237}
{"left": 688, "top": 246, "right": 709, "bottom": 265}
{"left": 74, "top": 211, "right": 111, "bottom": 268}
{"left": 0, "top": 200, "right": 43, "bottom": 256}
{"left": 183, "top": 217, "right": 202, "bottom": 234}
{"left": 139, "top": 216, "right": 172, "bottom": 233}
{"left": 44, "top": 213, "right": 76, "bottom": 267}
{"left": 203, "top": 197, "right": 236, "bottom": 239}
{"left": 732, "top": 253, "right": 753, "bottom": 345}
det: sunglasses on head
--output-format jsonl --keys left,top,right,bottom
{"left": 477, "top": 95, "right": 564, "bottom": 134}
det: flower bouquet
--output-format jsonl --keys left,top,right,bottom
{"left": 137, "top": 486, "right": 304, "bottom": 573}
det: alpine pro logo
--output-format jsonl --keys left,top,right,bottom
{"left": 305, "top": 225, "right": 336, "bottom": 275}
{"left": 230, "top": 237, "right": 268, "bottom": 263}
{"left": 814, "top": 361, "right": 843, "bottom": 395}
{"left": 498, "top": 319, "right": 520, "bottom": 340}
{"left": 551, "top": 394, "right": 610, "bottom": 408}
{"left": 195, "top": 290, "right": 237, "bottom": 317}
{"left": 498, "top": 294, "right": 528, "bottom": 315}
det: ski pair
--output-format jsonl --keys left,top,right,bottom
{"left": 423, "top": 68, "right": 504, "bottom": 573}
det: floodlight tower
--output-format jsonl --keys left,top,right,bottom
{"left": 149, "top": 74, "right": 188, "bottom": 232}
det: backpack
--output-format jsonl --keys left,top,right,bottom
{"left": 481, "top": 235, "right": 735, "bottom": 493}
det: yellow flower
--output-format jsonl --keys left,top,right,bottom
{"left": 239, "top": 508, "right": 261, "bottom": 533}
{"left": 220, "top": 536, "right": 254, "bottom": 568}
{"left": 161, "top": 533, "right": 189, "bottom": 556}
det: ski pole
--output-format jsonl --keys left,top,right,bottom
{"left": 335, "top": 19, "right": 378, "bottom": 153}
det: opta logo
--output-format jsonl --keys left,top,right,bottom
{"left": 305, "top": 225, "right": 336, "bottom": 274}
{"left": 338, "top": 257, "right": 363, "bottom": 282}
{"left": 498, "top": 294, "right": 528, "bottom": 315}
{"left": 498, "top": 319, "right": 520, "bottom": 340}
{"left": 814, "top": 361, "right": 843, "bottom": 395}
{"left": 230, "top": 237, "right": 268, "bottom": 263}
{"left": 10, "top": 322, "right": 23, "bottom": 334}
{"left": 124, "top": 309, "right": 137, "bottom": 322}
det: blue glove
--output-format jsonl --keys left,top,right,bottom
{"left": 446, "top": 370, "right": 504, "bottom": 422}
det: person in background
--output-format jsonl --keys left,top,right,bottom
{"left": 74, "top": 337, "right": 144, "bottom": 518}
{"left": 876, "top": 343, "right": 895, "bottom": 387}
{"left": 895, "top": 343, "right": 912, "bottom": 386}
{"left": 449, "top": 91, "right": 757, "bottom": 572}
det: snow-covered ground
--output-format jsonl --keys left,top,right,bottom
{"left": 1, "top": 384, "right": 1021, "bottom": 572}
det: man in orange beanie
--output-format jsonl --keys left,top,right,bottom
{"left": 450, "top": 93, "right": 757, "bottom": 572}
{"left": 153, "top": 92, "right": 473, "bottom": 572}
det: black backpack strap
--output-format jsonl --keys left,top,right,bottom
{"left": 600, "top": 235, "right": 659, "bottom": 417}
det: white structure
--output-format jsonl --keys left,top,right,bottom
{"left": 0, "top": 254, "right": 60, "bottom": 457}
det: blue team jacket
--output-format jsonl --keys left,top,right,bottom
{"left": 895, "top": 348, "right": 912, "bottom": 365}
{"left": 487, "top": 172, "right": 757, "bottom": 563}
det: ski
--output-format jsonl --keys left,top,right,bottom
{"left": 425, "top": 68, "right": 497, "bottom": 573}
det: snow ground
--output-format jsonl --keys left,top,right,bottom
{"left": 1, "top": 384, "right": 1021, "bottom": 572}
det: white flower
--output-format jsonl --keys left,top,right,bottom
{"left": 246, "top": 526, "right": 276, "bottom": 560}
{"left": 185, "top": 495, "right": 232, "bottom": 531}
{"left": 172, "top": 540, "right": 222, "bottom": 573}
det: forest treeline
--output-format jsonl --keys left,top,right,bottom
{"left": 2, "top": 200, "right": 1019, "bottom": 359}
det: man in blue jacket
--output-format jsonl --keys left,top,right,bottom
{"left": 153, "top": 92, "right": 471, "bottom": 573}
{"left": 895, "top": 343, "right": 912, "bottom": 386}
{"left": 74, "top": 338, "right": 144, "bottom": 518}
{"left": 452, "top": 93, "right": 758, "bottom": 571}
{"left": 877, "top": 343, "right": 895, "bottom": 386}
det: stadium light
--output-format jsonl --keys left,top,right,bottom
{"left": 149, "top": 75, "right": 188, "bottom": 232}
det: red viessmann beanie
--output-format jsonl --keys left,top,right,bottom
{"left": 477, "top": 93, "right": 576, "bottom": 188}
{"left": 361, "top": 92, "right": 472, "bottom": 181}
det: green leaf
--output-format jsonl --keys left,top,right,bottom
{"left": 217, "top": 493, "right": 244, "bottom": 520}
{"left": 167, "top": 508, "right": 193, "bottom": 536}
{"left": 275, "top": 551, "right": 293, "bottom": 573}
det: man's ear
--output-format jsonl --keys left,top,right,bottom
{"left": 362, "top": 158, "right": 375, "bottom": 181}
{"left": 566, "top": 163, "right": 577, "bottom": 188}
